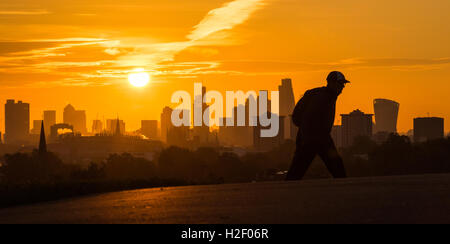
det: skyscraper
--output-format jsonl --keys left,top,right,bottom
{"left": 341, "top": 109, "right": 374, "bottom": 148}
{"left": 414, "top": 117, "right": 444, "bottom": 142}
{"left": 218, "top": 104, "right": 254, "bottom": 147}
{"left": 279, "top": 78, "right": 296, "bottom": 116}
{"left": 63, "top": 104, "right": 87, "bottom": 134}
{"left": 31, "top": 120, "right": 42, "bottom": 134}
{"left": 166, "top": 108, "right": 190, "bottom": 147}
{"left": 4, "top": 100, "right": 30, "bottom": 145}
{"left": 43, "top": 110, "right": 56, "bottom": 136}
{"left": 252, "top": 94, "right": 285, "bottom": 150}
{"left": 373, "top": 99, "right": 400, "bottom": 133}
{"left": 92, "top": 120, "right": 103, "bottom": 134}
{"left": 193, "top": 86, "right": 210, "bottom": 144}
{"left": 106, "top": 119, "right": 125, "bottom": 135}
{"left": 161, "top": 106, "right": 173, "bottom": 143}
{"left": 141, "top": 120, "right": 158, "bottom": 139}
{"left": 279, "top": 78, "right": 296, "bottom": 140}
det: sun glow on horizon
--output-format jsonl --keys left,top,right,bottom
{"left": 128, "top": 68, "right": 150, "bottom": 88}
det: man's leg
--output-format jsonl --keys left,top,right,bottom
{"left": 286, "top": 144, "right": 317, "bottom": 181}
{"left": 318, "top": 138, "right": 347, "bottom": 179}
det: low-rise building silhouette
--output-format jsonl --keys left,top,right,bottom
{"left": 341, "top": 109, "right": 373, "bottom": 148}
{"left": 141, "top": 120, "right": 158, "bottom": 139}
{"left": 50, "top": 123, "right": 75, "bottom": 142}
{"left": 48, "top": 133, "right": 163, "bottom": 164}
{"left": 414, "top": 117, "right": 444, "bottom": 142}
{"left": 331, "top": 125, "right": 344, "bottom": 148}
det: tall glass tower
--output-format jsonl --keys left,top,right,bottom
{"left": 373, "top": 99, "right": 400, "bottom": 133}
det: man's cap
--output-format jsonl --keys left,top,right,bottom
{"left": 327, "top": 71, "right": 350, "bottom": 84}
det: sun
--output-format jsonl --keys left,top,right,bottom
{"left": 128, "top": 68, "right": 150, "bottom": 88}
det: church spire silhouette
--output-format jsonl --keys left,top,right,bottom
{"left": 39, "top": 120, "right": 47, "bottom": 154}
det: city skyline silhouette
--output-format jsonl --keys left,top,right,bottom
{"left": 0, "top": 0, "right": 449, "bottom": 134}
{"left": 1, "top": 78, "right": 446, "bottom": 153}
{"left": 0, "top": 0, "right": 449, "bottom": 225}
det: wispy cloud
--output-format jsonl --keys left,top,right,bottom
{"left": 0, "top": 0, "right": 269, "bottom": 87}
{"left": 118, "top": 0, "right": 267, "bottom": 73}
{"left": 73, "top": 13, "right": 97, "bottom": 17}
{"left": 25, "top": 38, "right": 107, "bottom": 42}
{"left": 188, "top": 0, "right": 265, "bottom": 41}
{"left": 209, "top": 57, "right": 450, "bottom": 75}
{"left": 0, "top": 38, "right": 115, "bottom": 61}
{"left": 0, "top": 10, "right": 50, "bottom": 15}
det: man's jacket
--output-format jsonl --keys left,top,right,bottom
{"left": 292, "top": 87, "right": 338, "bottom": 143}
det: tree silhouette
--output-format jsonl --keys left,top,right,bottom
{"left": 0, "top": 150, "right": 69, "bottom": 183}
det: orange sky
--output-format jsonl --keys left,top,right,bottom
{"left": 0, "top": 0, "right": 449, "bottom": 133}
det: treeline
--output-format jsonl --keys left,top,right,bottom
{"left": 342, "top": 134, "right": 450, "bottom": 177}
{"left": 0, "top": 143, "right": 295, "bottom": 185}
{"left": 0, "top": 134, "right": 449, "bottom": 207}
{"left": 0, "top": 144, "right": 295, "bottom": 208}
{"left": 292, "top": 134, "right": 450, "bottom": 179}
{"left": 0, "top": 151, "right": 191, "bottom": 208}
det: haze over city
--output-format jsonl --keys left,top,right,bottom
{"left": 0, "top": 0, "right": 449, "bottom": 133}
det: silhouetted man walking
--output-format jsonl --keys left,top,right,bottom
{"left": 286, "top": 71, "right": 348, "bottom": 181}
